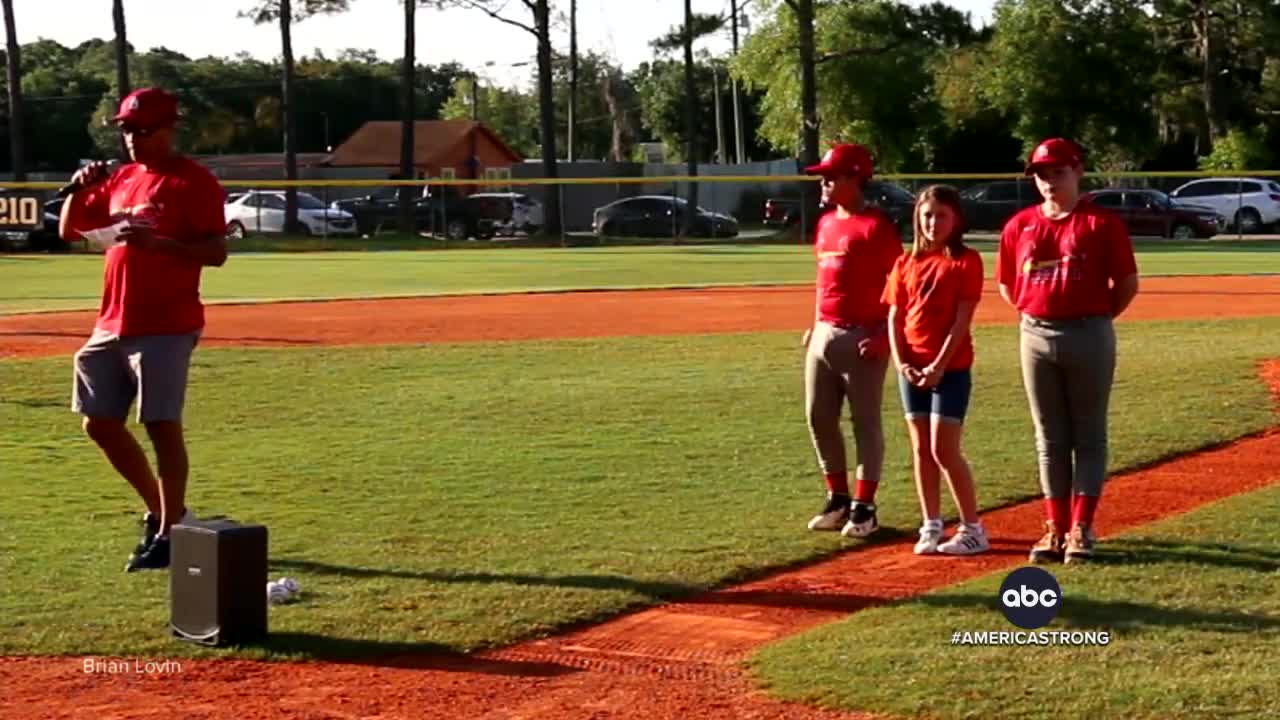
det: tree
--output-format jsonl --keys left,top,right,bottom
{"left": 2, "top": 0, "right": 25, "bottom": 180}
{"left": 549, "top": 51, "right": 617, "bottom": 161}
{"left": 398, "top": 0, "right": 415, "bottom": 235}
{"left": 112, "top": 0, "right": 131, "bottom": 161}
{"left": 787, "top": 0, "right": 817, "bottom": 174}
{"left": 567, "top": 0, "right": 577, "bottom": 161}
{"left": 979, "top": 0, "right": 1159, "bottom": 168}
{"left": 241, "top": 0, "right": 351, "bottom": 234}
{"left": 735, "top": 1, "right": 981, "bottom": 171}
{"left": 602, "top": 68, "right": 638, "bottom": 162}
{"left": 449, "top": 0, "right": 560, "bottom": 236}
{"left": 652, "top": 7, "right": 724, "bottom": 236}
{"left": 440, "top": 78, "right": 539, "bottom": 155}
{"left": 1148, "top": 0, "right": 1280, "bottom": 156}
{"left": 0, "top": 38, "right": 468, "bottom": 170}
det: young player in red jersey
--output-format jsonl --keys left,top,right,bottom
{"left": 883, "top": 185, "right": 988, "bottom": 555}
{"left": 996, "top": 138, "right": 1140, "bottom": 564}
{"left": 801, "top": 143, "right": 903, "bottom": 539}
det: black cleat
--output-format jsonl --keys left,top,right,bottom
{"left": 125, "top": 536, "right": 170, "bottom": 572}
{"left": 841, "top": 501, "right": 879, "bottom": 538}
{"left": 130, "top": 511, "right": 160, "bottom": 562}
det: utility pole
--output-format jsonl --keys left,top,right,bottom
{"left": 713, "top": 65, "right": 725, "bottom": 164}
{"left": 730, "top": 0, "right": 744, "bottom": 164}
{"left": 568, "top": 0, "right": 577, "bottom": 162}
{"left": 470, "top": 74, "right": 478, "bottom": 120}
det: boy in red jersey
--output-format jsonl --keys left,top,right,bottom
{"left": 60, "top": 87, "right": 229, "bottom": 572}
{"left": 996, "top": 138, "right": 1140, "bottom": 564}
{"left": 801, "top": 143, "right": 903, "bottom": 539}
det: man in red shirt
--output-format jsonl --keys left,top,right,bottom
{"left": 996, "top": 138, "right": 1140, "bottom": 564}
{"left": 60, "top": 87, "right": 229, "bottom": 572}
{"left": 801, "top": 143, "right": 903, "bottom": 539}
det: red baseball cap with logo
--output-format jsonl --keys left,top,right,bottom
{"left": 113, "top": 87, "right": 179, "bottom": 131}
{"left": 804, "top": 143, "right": 874, "bottom": 179}
{"left": 1024, "top": 138, "right": 1084, "bottom": 175}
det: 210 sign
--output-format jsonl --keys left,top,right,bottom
{"left": 0, "top": 193, "right": 45, "bottom": 229}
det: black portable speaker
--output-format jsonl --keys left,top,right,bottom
{"left": 169, "top": 519, "right": 269, "bottom": 646}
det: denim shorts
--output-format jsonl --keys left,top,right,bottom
{"left": 898, "top": 369, "right": 972, "bottom": 423}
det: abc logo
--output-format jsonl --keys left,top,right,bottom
{"left": 998, "top": 566, "right": 1061, "bottom": 629}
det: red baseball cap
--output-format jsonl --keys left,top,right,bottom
{"left": 1025, "top": 138, "right": 1084, "bottom": 175}
{"left": 804, "top": 143, "right": 874, "bottom": 179}
{"left": 113, "top": 87, "right": 179, "bottom": 131}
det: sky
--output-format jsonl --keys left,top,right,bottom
{"left": 12, "top": 0, "right": 996, "bottom": 89}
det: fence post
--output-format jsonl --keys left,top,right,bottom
{"left": 559, "top": 180, "right": 567, "bottom": 248}
{"left": 1237, "top": 178, "right": 1244, "bottom": 240}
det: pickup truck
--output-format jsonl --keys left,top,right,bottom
{"left": 329, "top": 188, "right": 500, "bottom": 240}
{"left": 763, "top": 180, "right": 918, "bottom": 231}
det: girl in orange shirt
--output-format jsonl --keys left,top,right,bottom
{"left": 882, "top": 185, "right": 988, "bottom": 555}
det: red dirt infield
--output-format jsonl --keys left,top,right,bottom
{"left": 2, "top": 275, "right": 1280, "bottom": 359}
{"left": 1, "top": 275, "right": 1279, "bottom": 719}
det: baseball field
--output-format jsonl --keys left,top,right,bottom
{"left": 1, "top": 241, "right": 1278, "bottom": 719}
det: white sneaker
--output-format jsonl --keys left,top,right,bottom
{"left": 938, "top": 523, "right": 990, "bottom": 555}
{"left": 807, "top": 493, "right": 851, "bottom": 531}
{"left": 914, "top": 521, "right": 944, "bottom": 555}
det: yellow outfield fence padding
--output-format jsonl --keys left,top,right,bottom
{"left": 3, "top": 169, "right": 1280, "bottom": 191}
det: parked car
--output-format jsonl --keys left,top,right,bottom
{"left": 465, "top": 192, "right": 544, "bottom": 235}
{"left": 329, "top": 188, "right": 505, "bottom": 240}
{"left": 762, "top": 180, "right": 916, "bottom": 230}
{"left": 1083, "top": 188, "right": 1223, "bottom": 239}
{"left": 959, "top": 179, "right": 1042, "bottom": 231}
{"left": 225, "top": 190, "right": 357, "bottom": 239}
{"left": 330, "top": 187, "right": 435, "bottom": 236}
{"left": 1168, "top": 177, "right": 1280, "bottom": 233}
{"left": 592, "top": 195, "right": 739, "bottom": 238}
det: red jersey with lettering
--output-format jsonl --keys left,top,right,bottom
{"left": 882, "top": 248, "right": 984, "bottom": 370}
{"left": 996, "top": 201, "right": 1137, "bottom": 320}
{"left": 813, "top": 208, "right": 903, "bottom": 326}
{"left": 76, "top": 156, "right": 226, "bottom": 337}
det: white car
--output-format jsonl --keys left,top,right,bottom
{"left": 1168, "top": 177, "right": 1280, "bottom": 233}
{"left": 467, "top": 192, "right": 545, "bottom": 235}
{"left": 224, "top": 190, "right": 358, "bottom": 239}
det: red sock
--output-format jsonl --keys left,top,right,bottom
{"left": 1045, "top": 497, "right": 1070, "bottom": 532}
{"left": 1072, "top": 495, "right": 1099, "bottom": 528}
{"left": 854, "top": 479, "right": 878, "bottom": 504}
{"left": 824, "top": 472, "right": 849, "bottom": 496}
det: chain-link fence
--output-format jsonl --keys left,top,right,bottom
{"left": 2, "top": 170, "right": 1279, "bottom": 253}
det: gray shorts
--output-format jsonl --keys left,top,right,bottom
{"left": 71, "top": 328, "right": 201, "bottom": 423}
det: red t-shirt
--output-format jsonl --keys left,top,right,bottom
{"left": 996, "top": 201, "right": 1138, "bottom": 320}
{"left": 882, "top": 248, "right": 984, "bottom": 371}
{"left": 813, "top": 208, "right": 903, "bottom": 327}
{"left": 75, "top": 157, "right": 226, "bottom": 337}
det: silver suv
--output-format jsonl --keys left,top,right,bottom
{"left": 1168, "top": 177, "right": 1280, "bottom": 233}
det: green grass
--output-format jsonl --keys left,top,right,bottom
{"left": 1, "top": 318, "right": 1278, "bottom": 661}
{"left": 3, "top": 239, "right": 1280, "bottom": 315}
{"left": 749, "top": 486, "right": 1280, "bottom": 720}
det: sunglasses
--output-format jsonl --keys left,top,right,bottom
{"left": 119, "top": 125, "right": 159, "bottom": 137}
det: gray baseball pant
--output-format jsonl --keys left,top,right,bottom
{"left": 805, "top": 320, "right": 890, "bottom": 483}
{"left": 1019, "top": 315, "right": 1117, "bottom": 498}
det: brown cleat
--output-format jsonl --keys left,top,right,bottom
{"left": 1029, "top": 521, "right": 1065, "bottom": 564}
{"left": 1065, "top": 524, "right": 1097, "bottom": 564}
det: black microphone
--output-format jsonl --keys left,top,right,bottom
{"left": 56, "top": 160, "right": 121, "bottom": 198}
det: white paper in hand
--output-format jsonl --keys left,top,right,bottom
{"left": 79, "top": 220, "right": 130, "bottom": 251}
